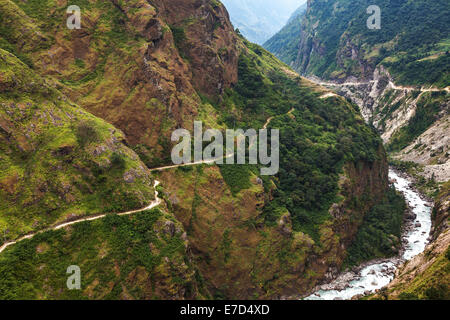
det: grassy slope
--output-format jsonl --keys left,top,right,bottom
{"left": 0, "top": 208, "right": 204, "bottom": 300}
{"left": 0, "top": 0, "right": 249, "bottom": 171}
{"left": 0, "top": 48, "right": 155, "bottom": 242}
{"left": 344, "top": 186, "right": 406, "bottom": 267}
{"left": 156, "top": 165, "right": 313, "bottom": 299}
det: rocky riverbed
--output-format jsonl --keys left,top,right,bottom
{"left": 304, "top": 169, "right": 433, "bottom": 300}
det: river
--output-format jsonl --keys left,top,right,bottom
{"left": 305, "top": 169, "right": 433, "bottom": 300}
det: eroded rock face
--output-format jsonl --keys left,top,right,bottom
{"left": 152, "top": 0, "right": 239, "bottom": 96}
{"left": 3, "top": 0, "right": 240, "bottom": 165}
{"left": 290, "top": 1, "right": 449, "bottom": 186}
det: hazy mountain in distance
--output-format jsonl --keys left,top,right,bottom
{"left": 222, "top": 0, "right": 306, "bottom": 44}
{"left": 263, "top": 2, "right": 307, "bottom": 65}
{"left": 286, "top": 2, "right": 307, "bottom": 24}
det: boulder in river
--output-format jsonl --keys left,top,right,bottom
{"left": 335, "top": 283, "right": 348, "bottom": 291}
{"left": 415, "top": 222, "right": 422, "bottom": 228}
{"left": 405, "top": 212, "right": 417, "bottom": 220}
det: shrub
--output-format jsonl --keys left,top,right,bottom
{"left": 218, "top": 164, "right": 253, "bottom": 195}
{"left": 111, "top": 152, "right": 126, "bottom": 171}
{"left": 76, "top": 121, "right": 99, "bottom": 146}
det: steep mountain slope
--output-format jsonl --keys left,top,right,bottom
{"left": 0, "top": 208, "right": 205, "bottom": 300}
{"left": 0, "top": 48, "right": 156, "bottom": 241}
{"left": 264, "top": 0, "right": 450, "bottom": 299}
{"left": 0, "top": 0, "right": 395, "bottom": 299}
{"left": 278, "top": 0, "right": 450, "bottom": 185}
{"left": 293, "top": 0, "right": 449, "bottom": 86}
{"left": 263, "top": 2, "right": 307, "bottom": 66}
{"left": 222, "top": 0, "right": 306, "bottom": 44}
{"left": 318, "top": 76, "right": 450, "bottom": 184}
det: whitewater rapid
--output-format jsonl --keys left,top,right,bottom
{"left": 305, "top": 169, "right": 432, "bottom": 300}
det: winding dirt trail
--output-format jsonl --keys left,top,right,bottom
{"left": 319, "top": 92, "right": 339, "bottom": 99}
{"left": 310, "top": 77, "right": 450, "bottom": 94}
{"left": 0, "top": 181, "right": 162, "bottom": 254}
{"left": 0, "top": 153, "right": 239, "bottom": 254}
{"left": 1, "top": 109, "right": 297, "bottom": 254}
{"left": 263, "top": 107, "right": 295, "bottom": 129}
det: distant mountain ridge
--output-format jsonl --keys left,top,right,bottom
{"left": 222, "top": 0, "right": 306, "bottom": 44}
{"left": 263, "top": 2, "right": 307, "bottom": 66}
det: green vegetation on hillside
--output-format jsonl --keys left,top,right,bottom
{"left": 0, "top": 209, "right": 204, "bottom": 300}
{"left": 385, "top": 54, "right": 450, "bottom": 88}
{"left": 294, "top": 0, "right": 450, "bottom": 86}
{"left": 388, "top": 91, "right": 449, "bottom": 152}
{"left": 344, "top": 187, "right": 406, "bottom": 267}
{"left": 263, "top": 3, "right": 307, "bottom": 65}
{"left": 218, "top": 39, "right": 385, "bottom": 241}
